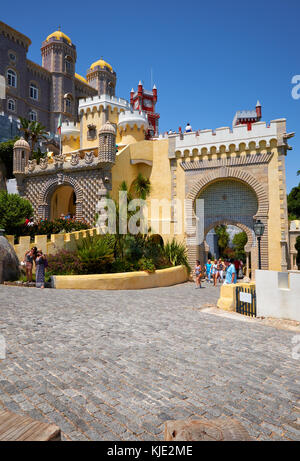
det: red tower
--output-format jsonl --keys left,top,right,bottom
{"left": 130, "top": 81, "right": 160, "bottom": 138}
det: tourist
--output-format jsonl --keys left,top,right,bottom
{"left": 24, "top": 248, "right": 34, "bottom": 282}
{"left": 212, "top": 260, "right": 219, "bottom": 287}
{"left": 194, "top": 260, "right": 202, "bottom": 289}
{"left": 35, "top": 249, "right": 48, "bottom": 289}
{"left": 218, "top": 258, "right": 225, "bottom": 283}
{"left": 223, "top": 258, "right": 237, "bottom": 285}
{"left": 185, "top": 123, "right": 192, "bottom": 133}
{"left": 205, "top": 259, "right": 212, "bottom": 283}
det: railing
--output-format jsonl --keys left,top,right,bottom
{"left": 236, "top": 286, "right": 257, "bottom": 317}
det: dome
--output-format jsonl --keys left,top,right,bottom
{"left": 90, "top": 59, "right": 113, "bottom": 72}
{"left": 46, "top": 30, "right": 72, "bottom": 45}
{"left": 99, "top": 121, "right": 116, "bottom": 135}
{"left": 14, "top": 137, "right": 30, "bottom": 149}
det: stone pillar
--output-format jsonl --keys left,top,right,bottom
{"left": 280, "top": 231, "right": 288, "bottom": 272}
{"left": 246, "top": 252, "right": 250, "bottom": 278}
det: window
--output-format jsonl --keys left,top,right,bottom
{"left": 65, "top": 98, "right": 72, "bottom": 113}
{"left": 7, "top": 99, "right": 15, "bottom": 111}
{"left": 29, "top": 110, "right": 37, "bottom": 122}
{"left": 29, "top": 83, "right": 38, "bottom": 100}
{"left": 65, "top": 57, "right": 73, "bottom": 74}
{"left": 8, "top": 52, "right": 16, "bottom": 62}
{"left": 7, "top": 69, "right": 17, "bottom": 87}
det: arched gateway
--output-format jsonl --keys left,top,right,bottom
{"left": 185, "top": 167, "right": 269, "bottom": 273}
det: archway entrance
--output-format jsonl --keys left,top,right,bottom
{"left": 196, "top": 178, "right": 259, "bottom": 277}
{"left": 50, "top": 185, "right": 76, "bottom": 220}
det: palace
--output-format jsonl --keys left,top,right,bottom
{"left": 6, "top": 25, "right": 295, "bottom": 273}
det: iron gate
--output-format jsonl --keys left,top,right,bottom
{"left": 236, "top": 286, "right": 256, "bottom": 317}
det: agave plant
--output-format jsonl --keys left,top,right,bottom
{"left": 164, "top": 238, "right": 190, "bottom": 272}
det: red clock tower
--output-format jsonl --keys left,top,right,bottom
{"left": 130, "top": 81, "right": 160, "bottom": 138}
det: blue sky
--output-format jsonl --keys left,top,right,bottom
{"left": 2, "top": 0, "right": 299, "bottom": 191}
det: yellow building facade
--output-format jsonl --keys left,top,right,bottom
{"left": 13, "top": 58, "right": 293, "bottom": 274}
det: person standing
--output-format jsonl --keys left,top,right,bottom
{"left": 185, "top": 123, "right": 192, "bottom": 133}
{"left": 35, "top": 250, "right": 48, "bottom": 289}
{"left": 194, "top": 260, "right": 202, "bottom": 289}
{"left": 205, "top": 259, "right": 212, "bottom": 283}
{"left": 212, "top": 260, "right": 219, "bottom": 287}
{"left": 218, "top": 258, "right": 225, "bottom": 283}
{"left": 24, "top": 248, "right": 34, "bottom": 282}
{"left": 224, "top": 258, "right": 237, "bottom": 285}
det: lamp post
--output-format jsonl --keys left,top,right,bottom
{"left": 253, "top": 219, "right": 265, "bottom": 270}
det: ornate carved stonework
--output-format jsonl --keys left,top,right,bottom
{"left": 27, "top": 160, "right": 37, "bottom": 172}
{"left": 70, "top": 153, "right": 80, "bottom": 166}
{"left": 39, "top": 157, "right": 48, "bottom": 170}
{"left": 84, "top": 151, "right": 94, "bottom": 164}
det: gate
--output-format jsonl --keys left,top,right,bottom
{"left": 236, "top": 286, "right": 256, "bottom": 317}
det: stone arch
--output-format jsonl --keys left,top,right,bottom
{"left": 38, "top": 176, "right": 83, "bottom": 220}
{"left": 204, "top": 219, "right": 255, "bottom": 253}
{"left": 187, "top": 167, "right": 269, "bottom": 218}
{"left": 186, "top": 167, "right": 269, "bottom": 273}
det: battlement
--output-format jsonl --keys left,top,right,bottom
{"left": 168, "top": 119, "right": 287, "bottom": 157}
{"left": 79, "top": 94, "right": 130, "bottom": 114}
{"left": 61, "top": 121, "right": 80, "bottom": 139}
{"left": 118, "top": 110, "right": 148, "bottom": 130}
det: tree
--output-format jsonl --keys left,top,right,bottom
{"left": 20, "top": 117, "right": 48, "bottom": 152}
{"left": 214, "top": 225, "right": 230, "bottom": 257}
{"left": 30, "top": 121, "right": 48, "bottom": 151}
{"left": 0, "top": 138, "right": 18, "bottom": 181}
{"left": 0, "top": 191, "right": 33, "bottom": 235}
{"left": 232, "top": 231, "right": 248, "bottom": 261}
{"left": 287, "top": 183, "right": 300, "bottom": 219}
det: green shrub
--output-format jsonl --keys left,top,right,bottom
{"left": 138, "top": 257, "right": 155, "bottom": 273}
{"left": 164, "top": 238, "right": 190, "bottom": 272}
{"left": 47, "top": 250, "right": 85, "bottom": 276}
{"left": 76, "top": 234, "right": 115, "bottom": 274}
{"left": 0, "top": 191, "right": 33, "bottom": 235}
{"left": 110, "top": 258, "right": 136, "bottom": 273}
{"left": 14, "top": 218, "right": 89, "bottom": 241}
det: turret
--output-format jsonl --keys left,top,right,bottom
{"left": 87, "top": 59, "right": 116, "bottom": 97}
{"left": 256, "top": 100, "right": 262, "bottom": 120}
{"left": 129, "top": 82, "right": 160, "bottom": 137}
{"left": 152, "top": 84, "right": 157, "bottom": 103}
{"left": 98, "top": 121, "right": 116, "bottom": 166}
{"left": 13, "top": 138, "right": 30, "bottom": 174}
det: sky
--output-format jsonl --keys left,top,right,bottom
{"left": 2, "top": 0, "right": 299, "bottom": 191}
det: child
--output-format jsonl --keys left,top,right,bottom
{"left": 194, "top": 260, "right": 202, "bottom": 289}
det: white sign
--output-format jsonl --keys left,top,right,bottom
{"left": 240, "top": 291, "right": 252, "bottom": 304}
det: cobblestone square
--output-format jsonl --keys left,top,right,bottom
{"left": 0, "top": 282, "right": 299, "bottom": 441}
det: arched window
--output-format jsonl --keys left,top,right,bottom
{"left": 7, "top": 69, "right": 17, "bottom": 87}
{"left": 29, "top": 110, "right": 37, "bottom": 122}
{"left": 29, "top": 83, "right": 39, "bottom": 100}
{"left": 7, "top": 99, "right": 15, "bottom": 111}
{"left": 65, "top": 97, "right": 72, "bottom": 113}
{"left": 65, "top": 56, "right": 73, "bottom": 74}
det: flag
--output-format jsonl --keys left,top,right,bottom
{"left": 57, "top": 115, "right": 62, "bottom": 135}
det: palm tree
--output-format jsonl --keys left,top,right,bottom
{"left": 19, "top": 117, "right": 31, "bottom": 143}
{"left": 30, "top": 122, "right": 48, "bottom": 151}
{"left": 132, "top": 173, "right": 151, "bottom": 200}
{"left": 19, "top": 118, "right": 48, "bottom": 151}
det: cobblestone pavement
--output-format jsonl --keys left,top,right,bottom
{"left": 0, "top": 282, "right": 299, "bottom": 441}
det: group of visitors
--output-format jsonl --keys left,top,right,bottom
{"left": 194, "top": 258, "right": 243, "bottom": 289}
{"left": 23, "top": 247, "right": 48, "bottom": 288}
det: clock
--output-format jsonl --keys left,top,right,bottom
{"left": 143, "top": 99, "right": 152, "bottom": 108}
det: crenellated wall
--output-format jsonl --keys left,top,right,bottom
{"left": 6, "top": 228, "right": 99, "bottom": 262}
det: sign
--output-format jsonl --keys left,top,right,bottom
{"left": 239, "top": 291, "right": 252, "bottom": 304}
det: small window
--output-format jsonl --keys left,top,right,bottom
{"left": 29, "top": 110, "right": 37, "bottom": 122}
{"left": 7, "top": 69, "right": 17, "bottom": 87}
{"left": 7, "top": 99, "right": 15, "bottom": 111}
{"left": 65, "top": 98, "right": 72, "bottom": 113}
{"left": 29, "top": 83, "right": 38, "bottom": 100}
{"left": 65, "top": 57, "right": 73, "bottom": 74}
{"left": 9, "top": 52, "right": 16, "bottom": 62}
